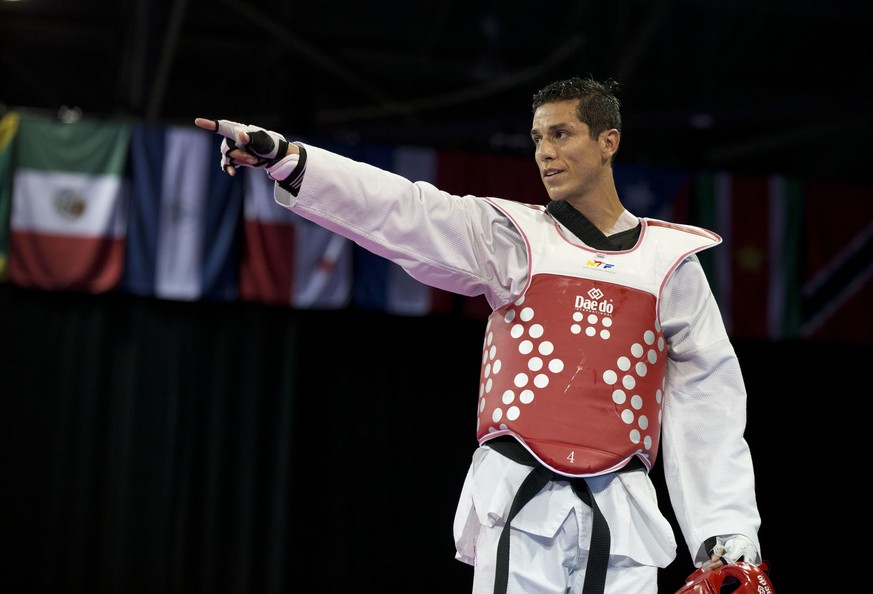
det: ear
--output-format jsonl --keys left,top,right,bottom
{"left": 602, "top": 129, "right": 620, "bottom": 159}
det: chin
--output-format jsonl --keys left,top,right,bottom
{"left": 545, "top": 189, "right": 563, "bottom": 201}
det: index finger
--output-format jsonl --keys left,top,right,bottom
{"left": 202, "top": 119, "right": 251, "bottom": 147}
{"left": 194, "top": 117, "right": 218, "bottom": 132}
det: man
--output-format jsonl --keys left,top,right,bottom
{"left": 194, "top": 75, "right": 762, "bottom": 594}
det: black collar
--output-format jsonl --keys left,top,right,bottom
{"left": 546, "top": 200, "right": 641, "bottom": 251}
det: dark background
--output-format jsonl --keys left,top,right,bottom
{"left": 1, "top": 0, "right": 871, "bottom": 184}
{"left": 1, "top": 284, "right": 862, "bottom": 593}
{"left": 1, "top": 1, "right": 871, "bottom": 592}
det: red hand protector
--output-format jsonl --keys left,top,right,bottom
{"left": 676, "top": 561, "right": 774, "bottom": 594}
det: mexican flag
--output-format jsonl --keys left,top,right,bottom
{"left": 8, "top": 115, "right": 132, "bottom": 292}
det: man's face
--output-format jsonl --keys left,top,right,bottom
{"left": 530, "top": 99, "right": 614, "bottom": 202}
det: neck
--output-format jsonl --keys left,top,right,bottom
{"left": 563, "top": 188, "right": 625, "bottom": 234}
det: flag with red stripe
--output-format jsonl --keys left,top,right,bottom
{"left": 694, "top": 172, "right": 803, "bottom": 340}
{"left": 239, "top": 169, "right": 352, "bottom": 308}
{"left": 8, "top": 115, "right": 131, "bottom": 292}
{"left": 800, "top": 179, "right": 873, "bottom": 343}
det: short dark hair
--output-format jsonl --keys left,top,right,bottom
{"left": 532, "top": 76, "right": 622, "bottom": 139}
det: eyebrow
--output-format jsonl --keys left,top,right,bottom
{"left": 530, "top": 121, "right": 573, "bottom": 136}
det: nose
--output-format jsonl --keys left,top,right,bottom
{"left": 536, "top": 138, "right": 556, "bottom": 162}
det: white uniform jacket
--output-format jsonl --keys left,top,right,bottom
{"left": 274, "top": 144, "right": 762, "bottom": 569}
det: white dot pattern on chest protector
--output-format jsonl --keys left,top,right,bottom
{"left": 603, "top": 328, "right": 667, "bottom": 451}
{"left": 478, "top": 294, "right": 667, "bottom": 454}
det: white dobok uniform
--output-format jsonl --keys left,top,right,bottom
{"left": 273, "top": 144, "right": 762, "bottom": 594}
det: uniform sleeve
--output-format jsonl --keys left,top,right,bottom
{"left": 658, "top": 256, "right": 762, "bottom": 565}
{"left": 273, "top": 143, "right": 528, "bottom": 309}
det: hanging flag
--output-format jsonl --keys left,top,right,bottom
{"left": 694, "top": 172, "right": 803, "bottom": 341}
{"left": 124, "top": 124, "right": 243, "bottom": 301}
{"left": 335, "top": 143, "right": 486, "bottom": 317}
{"left": 435, "top": 149, "right": 547, "bottom": 205}
{"left": 340, "top": 144, "right": 447, "bottom": 316}
{"left": 239, "top": 169, "right": 353, "bottom": 308}
{"left": 800, "top": 179, "right": 873, "bottom": 344}
{"left": 437, "top": 148, "right": 556, "bottom": 319}
{"left": 614, "top": 162, "right": 692, "bottom": 223}
{"left": 390, "top": 146, "right": 462, "bottom": 316}
{"left": 0, "top": 111, "right": 20, "bottom": 281}
{"left": 8, "top": 115, "right": 131, "bottom": 292}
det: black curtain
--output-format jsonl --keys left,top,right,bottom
{"left": 2, "top": 284, "right": 480, "bottom": 593}
{"left": 1, "top": 283, "right": 860, "bottom": 592}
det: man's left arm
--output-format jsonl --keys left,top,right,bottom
{"left": 657, "top": 257, "right": 763, "bottom": 568}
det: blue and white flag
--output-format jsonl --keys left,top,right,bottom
{"left": 124, "top": 124, "right": 243, "bottom": 301}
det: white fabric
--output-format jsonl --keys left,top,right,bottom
{"left": 214, "top": 119, "right": 288, "bottom": 171}
{"left": 265, "top": 153, "right": 299, "bottom": 181}
{"left": 713, "top": 534, "right": 760, "bottom": 565}
{"left": 274, "top": 144, "right": 762, "bottom": 587}
{"left": 466, "top": 464, "right": 659, "bottom": 593}
{"left": 455, "top": 446, "right": 677, "bottom": 570}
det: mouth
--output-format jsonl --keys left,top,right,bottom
{"left": 542, "top": 168, "right": 562, "bottom": 181}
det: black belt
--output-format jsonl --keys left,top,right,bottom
{"left": 485, "top": 437, "right": 644, "bottom": 594}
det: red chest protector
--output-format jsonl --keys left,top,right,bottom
{"left": 477, "top": 198, "right": 720, "bottom": 476}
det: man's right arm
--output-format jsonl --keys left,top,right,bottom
{"left": 276, "top": 142, "right": 528, "bottom": 308}
{"left": 195, "top": 117, "right": 528, "bottom": 309}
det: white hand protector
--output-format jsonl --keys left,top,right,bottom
{"left": 210, "top": 119, "right": 289, "bottom": 173}
{"left": 712, "top": 534, "right": 760, "bottom": 565}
